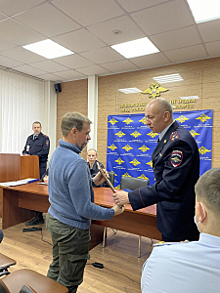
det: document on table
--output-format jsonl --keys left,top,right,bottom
{"left": 0, "top": 178, "right": 39, "bottom": 187}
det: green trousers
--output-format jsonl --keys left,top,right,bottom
{"left": 46, "top": 213, "right": 90, "bottom": 293}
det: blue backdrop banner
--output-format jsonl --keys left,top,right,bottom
{"left": 106, "top": 109, "right": 213, "bottom": 189}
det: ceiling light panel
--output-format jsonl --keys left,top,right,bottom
{"left": 153, "top": 73, "right": 183, "bottom": 83}
{"left": 118, "top": 87, "right": 142, "bottom": 94}
{"left": 111, "top": 37, "right": 159, "bottom": 59}
{"left": 23, "top": 39, "right": 74, "bottom": 59}
{"left": 187, "top": 0, "right": 220, "bottom": 23}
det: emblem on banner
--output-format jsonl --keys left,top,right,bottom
{"left": 138, "top": 174, "right": 149, "bottom": 180}
{"left": 199, "top": 146, "right": 211, "bottom": 155}
{"left": 130, "top": 130, "right": 141, "bottom": 138}
{"left": 196, "top": 113, "right": 211, "bottom": 123}
{"left": 115, "top": 158, "right": 124, "bottom": 165}
{"left": 175, "top": 115, "right": 189, "bottom": 123}
{"left": 130, "top": 159, "right": 141, "bottom": 166}
{"left": 147, "top": 132, "right": 159, "bottom": 138}
{"left": 109, "top": 118, "right": 118, "bottom": 125}
{"left": 170, "top": 150, "right": 183, "bottom": 167}
{"left": 189, "top": 130, "right": 199, "bottom": 138}
{"left": 122, "top": 172, "right": 131, "bottom": 177}
{"left": 139, "top": 116, "right": 147, "bottom": 124}
{"left": 146, "top": 160, "right": 153, "bottom": 168}
{"left": 115, "top": 131, "right": 125, "bottom": 138}
{"left": 123, "top": 117, "right": 134, "bottom": 125}
{"left": 122, "top": 144, "right": 133, "bottom": 152}
{"left": 139, "top": 145, "right": 150, "bottom": 152}
{"left": 141, "top": 82, "right": 169, "bottom": 99}
{"left": 108, "top": 144, "right": 117, "bottom": 151}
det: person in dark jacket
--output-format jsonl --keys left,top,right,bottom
{"left": 113, "top": 98, "right": 199, "bottom": 242}
{"left": 22, "top": 121, "right": 50, "bottom": 226}
{"left": 87, "top": 148, "right": 107, "bottom": 187}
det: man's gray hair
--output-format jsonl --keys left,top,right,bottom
{"left": 156, "top": 98, "right": 173, "bottom": 119}
{"left": 32, "top": 121, "right": 41, "bottom": 127}
{"left": 61, "top": 112, "right": 92, "bottom": 137}
{"left": 195, "top": 168, "right": 220, "bottom": 213}
{"left": 87, "top": 148, "right": 97, "bottom": 155}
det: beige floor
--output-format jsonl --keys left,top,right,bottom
{"left": 0, "top": 219, "right": 155, "bottom": 293}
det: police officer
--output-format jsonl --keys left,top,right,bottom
{"left": 141, "top": 168, "right": 220, "bottom": 293}
{"left": 113, "top": 98, "right": 199, "bottom": 242}
{"left": 22, "top": 121, "right": 50, "bottom": 226}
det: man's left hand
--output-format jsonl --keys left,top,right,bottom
{"left": 93, "top": 169, "right": 109, "bottom": 186}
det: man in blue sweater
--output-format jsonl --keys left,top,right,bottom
{"left": 46, "top": 112, "right": 124, "bottom": 293}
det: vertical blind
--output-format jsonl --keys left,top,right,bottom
{"left": 0, "top": 69, "right": 46, "bottom": 154}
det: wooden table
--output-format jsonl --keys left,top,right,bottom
{"left": 0, "top": 183, "right": 161, "bottom": 241}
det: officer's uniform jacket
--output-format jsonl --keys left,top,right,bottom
{"left": 128, "top": 121, "right": 199, "bottom": 241}
{"left": 22, "top": 132, "right": 50, "bottom": 163}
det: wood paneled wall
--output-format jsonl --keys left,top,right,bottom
{"left": 57, "top": 78, "right": 88, "bottom": 159}
{"left": 57, "top": 57, "right": 220, "bottom": 167}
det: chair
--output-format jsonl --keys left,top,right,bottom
{"left": 0, "top": 281, "right": 36, "bottom": 293}
{"left": 108, "top": 171, "right": 115, "bottom": 186}
{"left": 0, "top": 254, "right": 16, "bottom": 277}
{"left": 120, "top": 176, "right": 149, "bottom": 191}
{"left": 1, "top": 269, "right": 68, "bottom": 293}
{"left": 120, "top": 176, "right": 149, "bottom": 258}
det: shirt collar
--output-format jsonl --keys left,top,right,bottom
{"left": 159, "top": 121, "right": 175, "bottom": 141}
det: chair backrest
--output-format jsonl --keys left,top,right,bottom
{"left": 3, "top": 269, "right": 68, "bottom": 293}
{"left": 0, "top": 253, "right": 16, "bottom": 277}
{"left": 108, "top": 171, "right": 115, "bottom": 185}
{"left": 120, "top": 176, "right": 149, "bottom": 191}
{"left": 0, "top": 279, "right": 10, "bottom": 293}
{"left": 19, "top": 285, "right": 37, "bottom": 293}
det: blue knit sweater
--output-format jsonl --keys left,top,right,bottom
{"left": 48, "top": 139, "right": 114, "bottom": 229}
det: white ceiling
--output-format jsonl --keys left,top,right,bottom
{"left": 0, "top": 0, "right": 220, "bottom": 83}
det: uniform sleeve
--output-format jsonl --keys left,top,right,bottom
{"left": 22, "top": 138, "right": 29, "bottom": 155}
{"left": 67, "top": 160, "right": 114, "bottom": 221}
{"left": 129, "top": 140, "right": 196, "bottom": 210}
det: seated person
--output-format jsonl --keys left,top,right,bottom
{"left": 87, "top": 148, "right": 108, "bottom": 187}
{"left": 141, "top": 167, "right": 220, "bottom": 293}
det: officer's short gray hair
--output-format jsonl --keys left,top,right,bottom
{"left": 156, "top": 98, "right": 173, "bottom": 120}
{"left": 61, "top": 112, "right": 92, "bottom": 137}
{"left": 32, "top": 121, "right": 41, "bottom": 127}
{"left": 195, "top": 168, "right": 220, "bottom": 213}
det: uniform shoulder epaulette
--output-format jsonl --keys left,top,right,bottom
{"left": 170, "top": 131, "right": 180, "bottom": 142}
{"left": 42, "top": 134, "right": 49, "bottom": 138}
{"left": 153, "top": 239, "right": 189, "bottom": 247}
{"left": 28, "top": 134, "right": 32, "bottom": 138}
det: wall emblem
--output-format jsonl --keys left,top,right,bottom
{"left": 141, "top": 82, "right": 168, "bottom": 99}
